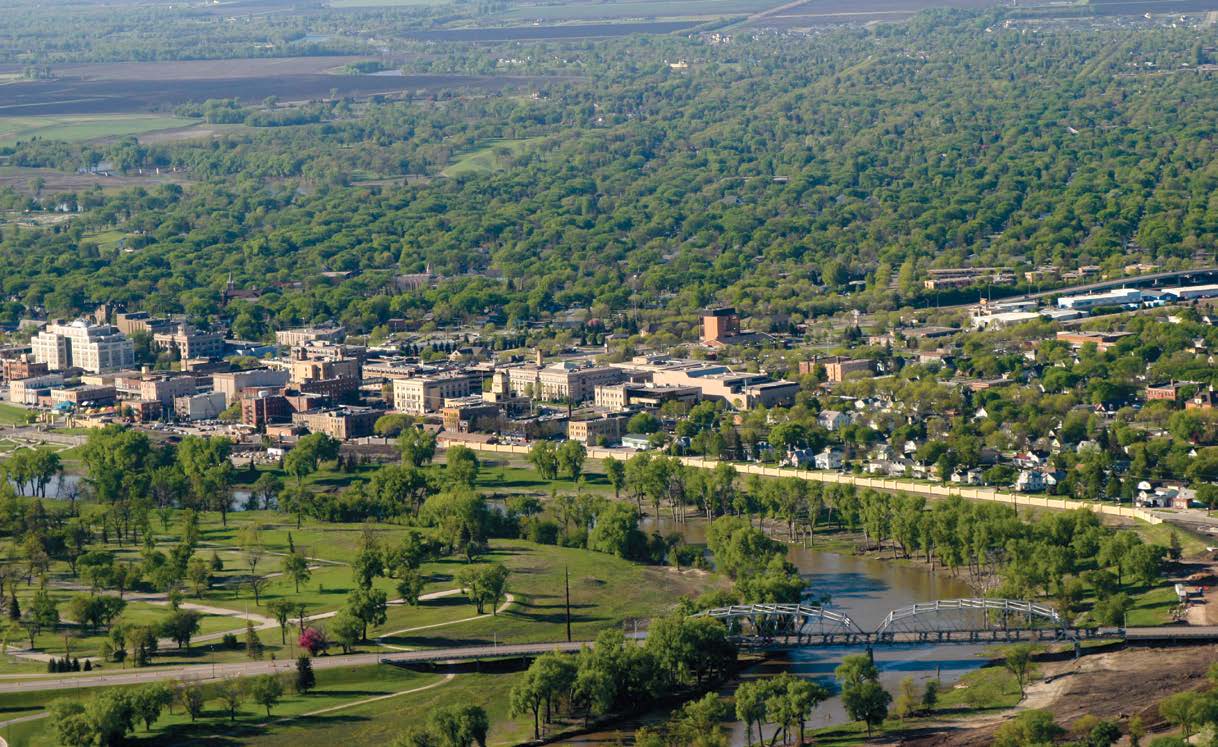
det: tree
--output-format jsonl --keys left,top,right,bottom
{"left": 836, "top": 653, "right": 888, "bottom": 737}
{"left": 557, "top": 440, "right": 587, "bottom": 480}
{"left": 426, "top": 703, "right": 489, "bottom": 747}
{"left": 131, "top": 683, "right": 172, "bottom": 732}
{"left": 528, "top": 441, "right": 559, "bottom": 480}
{"left": 510, "top": 667, "right": 546, "bottom": 740}
{"left": 330, "top": 609, "right": 362, "bottom": 653}
{"left": 894, "top": 675, "right": 919, "bottom": 720}
{"left": 446, "top": 445, "right": 480, "bottom": 488}
{"left": 734, "top": 680, "right": 765, "bottom": 746}
{"left": 457, "top": 563, "right": 510, "bottom": 616}
{"left": 782, "top": 676, "right": 829, "bottom": 745}
{"left": 1003, "top": 643, "right": 1039, "bottom": 699}
{"left": 605, "top": 457, "right": 626, "bottom": 500}
{"left": 834, "top": 653, "right": 879, "bottom": 690}
{"left": 375, "top": 413, "right": 415, "bottom": 438}
{"left": 245, "top": 620, "right": 264, "bottom": 659}
{"left": 346, "top": 587, "right": 388, "bottom": 641}
{"left": 160, "top": 609, "right": 202, "bottom": 651}
{"left": 282, "top": 551, "right": 311, "bottom": 593}
{"left": 24, "top": 589, "right": 59, "bottom": 647}
{"left": 267, "top": 599, "right": 294, "bottom": 644}
{"left": 299, "top": 626, "right": 327, "bottom": 655}
{"left": 1159, "top": 690, "right": 1213, "bottom": 740}
{"left": 49, "top": 698, "right": 94, "bottom": 746}
{"left": 249, "top": 674, "right": 284, "bottom": 716}
{"left": 398, "top": 427, "right": 437, "bottom": 468}
{"left": 352, "top": 539, "right": 384, "bottom": 590}
{"left": 174, "top": 681, "right": 205, "bottom": 722}
{"left": 993, "top": 710, "right": 1064, "bottom": 747}
{"left": 217, "top": 677, "right": 246, "bottom": 721}
{"left": 186, "top": 556, "right": 210, "bottom": 596}
{"left": 842, "top": 680, "right": 890, "bottom": 737}
{"left": 921, "top": 679, "right": 940, "bottom": 711}
{"left": 397, "top": 568, "right": 427, "bottom": 606}
{"left": 86, "top": 688, "right": 137, "bottom": 746}
{"left": 295, "top": 655, "right": 316, "bottom": 694}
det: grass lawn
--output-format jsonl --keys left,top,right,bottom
{"left": 232, "top": 671, "right": 528, "bottom": 747}
{"left": 475, "top": 463, "right": 613, "bottom": 496}
{"left": 4, "top": 664, "right": 530, "bottom": 747}
{"left": 1125, "top": 584, "right": 1179, "bottom": 626}
{"left": 1137, "top": 520, "right": 1208, "bottom": 558}
{"left": 0, "top": 115, "right": 198, "bottom": 146}
{"left": 0, "top": 403, "right": 33, "bottom": 425}
{"left": 4, "top": 591, "right": 246, "bottom": 659}
{"left": 441, "top": 138, "right": 542, "bottom": 178}
{"left": 377, "top": 539, "right": 721, "bottom": 648}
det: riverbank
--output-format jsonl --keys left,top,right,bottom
{"left": 893, "top": 642, "right": 1218, "bottom": 746}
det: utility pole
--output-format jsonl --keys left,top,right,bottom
{"left": 565, "top": 566, "right": 572, "bottom": 643}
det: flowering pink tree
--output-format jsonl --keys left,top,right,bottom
{"left": 298, "top": 627, "right": 327, "bottom": 655}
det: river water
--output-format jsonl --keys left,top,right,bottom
{"left": 559, "top": 517, "right": 987, "bottom": 745}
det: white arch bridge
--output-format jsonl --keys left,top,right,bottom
{"left": 694, "top": 599, "right": 1109, "bottom": 650}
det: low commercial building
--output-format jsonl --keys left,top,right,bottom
{"left": 506, "top": 361, "right": 624, "bottom": 403}
{"left": 1055, "top": 331, "right": 1133, "bottom": 353}
{"left": 802, "top": 356, "right": 873, "bottom": 382}
{"left": 288, "top": 350, "right": 361, "bottom": 385}
{"left": 1146, "top": 382, "right": 1184, "bottom": 401}
{"left": 212, "top": 369, "right": 291, "bottom": 405}
{"left": 1164, "top": 284, "right": 1218, "bottom": 301}
{"left": 127, "top": 400, "right": 162, "bottom": 422}
{"left": 137, "top": 375, "right": 197, "bottom": 407}
{"left": 50, "top": 385, "right": 116, "bottom": 409}
{"left": 594, "top": 382, "right": 701, "bottom": 410}
{"left": 647, "top": 362, "right": 797, "bottom": 410}
{"left": 442, "top": 396, "right": 501, "bottom": 433}
{"left": 291, "top": 407, "right": 378, "bottom": 440}
{"left": 275, "top": 326, "right": 344, "bottom": 347}
{"left": 174, "top": 391, "right": 227, "bottom": 421}
{"left": 1, "top": 355, "right": 47, "bottom": 383}
{"left": 153, "top": 324, "right": 224, "bottom": 360}
{"left": 393, "top": 373, "right": 480, "bottom": 414}
{"left": 1056, "top": 288, "right": 1142, "bottom": 311}
{"left": 567, "top": 414, "right": 628, "bottom": 445}
{"left": 8, "top": 373, "right": 64, "bottom": 405}
{"left": 115, "top": 311, "right": 176, "bottom": 336}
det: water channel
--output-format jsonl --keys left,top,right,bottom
{"left": 560, "top": 516, "right": 987, "bottom": 745}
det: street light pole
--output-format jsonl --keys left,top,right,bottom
{"left": 565, "top": 566, "right": 572, "bottom": 643}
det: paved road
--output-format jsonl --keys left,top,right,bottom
{"left": 0, "top": 641, "right": 590, "bottom": 694}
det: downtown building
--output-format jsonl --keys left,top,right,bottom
{"left": 31, "top": 320, "right": 135, "bottom": 374}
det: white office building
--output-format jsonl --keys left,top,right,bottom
{"left": 31, "top": 320, "right": 135, "bottom": 374}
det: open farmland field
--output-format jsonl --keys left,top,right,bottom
{"left": 0, "top": 114, "right": 195, "bottom": 146}
{"left": 400, "top": 20, "right": 700, "bottom": 41}
{"left": 0, "top": 57, "right": 566, "bottom": 117}
{"left": 22, "top": 56, "right": 369, "bottom": 80}
{"left": 756, "top": 0, "right": 1001, "bottom": 25}
{"left": 494, "top": 0, "right": 776, "bottom": 21}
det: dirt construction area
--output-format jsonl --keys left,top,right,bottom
{"left": 895, "top": 645, "right": 1217, "bottom": 746}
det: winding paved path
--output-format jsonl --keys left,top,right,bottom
{"left": 0, "top": 641, "right": 588, "bottom": 694}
